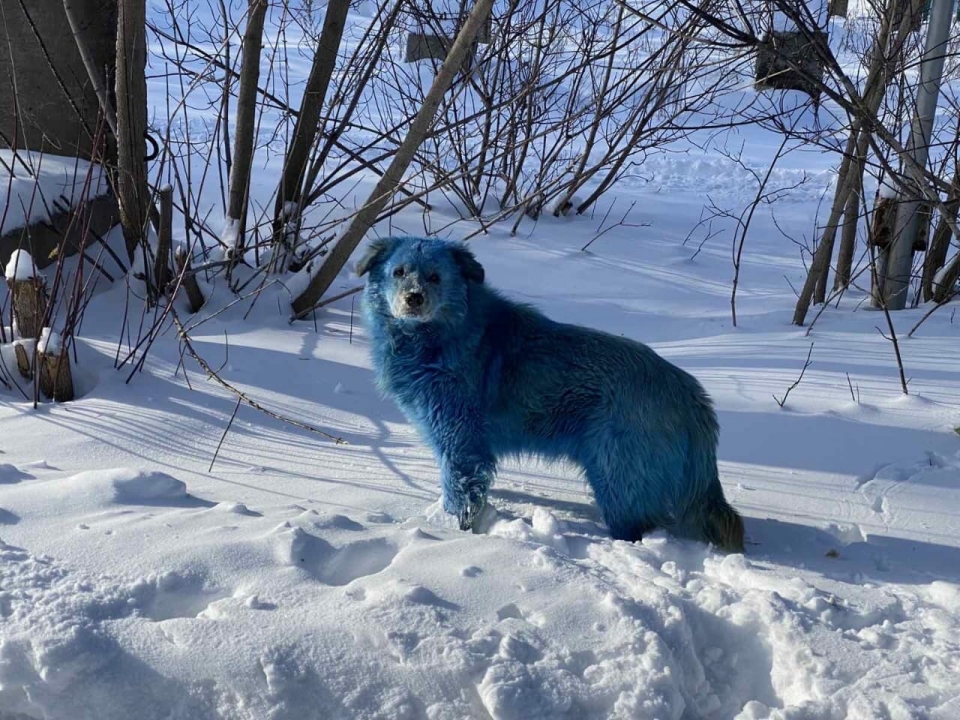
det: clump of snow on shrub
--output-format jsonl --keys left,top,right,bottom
{"left": 4, "top": 249, "right": 38, "bottom": 281}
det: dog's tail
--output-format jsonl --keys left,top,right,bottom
{"left": 702, "top": 491, "right": 745, "bottom": 553}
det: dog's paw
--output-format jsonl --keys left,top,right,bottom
{"left": 458, "top": 494, "right": 487, "bottom": 532}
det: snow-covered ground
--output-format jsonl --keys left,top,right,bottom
{"left": 2, "top": 4, "right": 960, "bottom": 718}
{"left": 2, "top": 188, "right": 959, "bottom": 718}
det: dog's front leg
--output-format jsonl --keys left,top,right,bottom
{"left": 440, "top": 452, "right": 495, "bottom": 531}
{"left": 432, "top": 419, "right": 495, "bottom": 531}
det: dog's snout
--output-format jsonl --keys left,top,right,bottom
{"left": 406, "top": 292, "right": 424, "bottom": 309}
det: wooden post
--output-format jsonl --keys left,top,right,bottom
{"left": 39, "top": 348, "right": 75, "bottom": 402}
{"left": 10, "top": 277, "right": 49, "bottom": 340}
{"left": 14, "top": 343, "right": 32, "bottom": 380}
{"left": 153, "top": 185, "right": 173, "bottom": 299}
{"left": 175, "top": 247, "right": 206, "bottom": 313}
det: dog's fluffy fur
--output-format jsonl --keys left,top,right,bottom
{"left": 358, "top": 236, "right": 744, "bottom": 552}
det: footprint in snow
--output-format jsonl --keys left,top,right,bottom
{"left": 273, "top": 524, "right": 400, "bottom": 586}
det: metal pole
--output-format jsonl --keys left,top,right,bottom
{"left": 882, "top": 0, "right": 955, "bottom": 310}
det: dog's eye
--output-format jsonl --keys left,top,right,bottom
{"left": 427, "top": 273, "right": 441, "bottom": 284}
{"left": 393, "top": 267, "right": 405, "bottom": 278}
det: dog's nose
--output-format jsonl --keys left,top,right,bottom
{"left": 406, "top": 292, "right": 424, "bottom": 309}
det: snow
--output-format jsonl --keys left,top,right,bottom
{"left": 1, "top": 4, "right": 959, "bottom": 719}
{"left": 0, "top": 151, "right": 109, "bottom": 235}
{"left": 879, "top": 175, "right": 900, "bottom": 199}
{"left": 221, "top": 216, "right": 241, "bottom": 250}
{"left": 2, "top": 210, "right": 959, "bottom": 717}
{"left": 36, "top": 328, "right": 61, "bottom": 356}
{"left": 932, "top": 256, "right": 956, "bottom": 288}
{"left": 3, "top": 249, "right": 37, "bottom": 281}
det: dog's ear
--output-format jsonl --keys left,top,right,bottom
{"left": 450, "top": 244, "right": 485, "bottom": 284}
{"left": 355, "top": 237, "right": 395, "bottom": 277}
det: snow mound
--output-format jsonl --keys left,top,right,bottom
{"left": 68, "top": 468, "right": 189, "bottom": 503}
{"left": 0, "top": 540, "right": 225, "bottom": 718}
{"left": 0, "top": 454, "right": 958, "bottom": 719}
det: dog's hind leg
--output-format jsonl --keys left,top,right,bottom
{"left": 582, "top": 457, "right": 667, "bottom": 543}
{"left": 681, "top": 481, "right": 745, "bottom": 552}
{"left": 704, "top": 497, "right": 745, "bottom": 552}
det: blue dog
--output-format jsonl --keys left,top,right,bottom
{"left": 358, "top": 236, "right": 744, "bottom": 551}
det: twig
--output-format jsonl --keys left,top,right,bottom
{"left": 845, "top": 372, "right": 859, "bottom": 404}
{"left": 581, "top": 200, "right": 646, "bottom": 252}
{"left": 774, "top": 342, "right": 814, "bottom": 408}
{"left": 349, "top": 295, "right": 356, "bottom": 344}
{"left": 907, "top": 292, "right": 956, "bottom": 337}
{"left": 875, "top": 323, "right": 909, "bottom": 395}
{"left": 288, "top": 285, "right": 364, "bottom": 325}
{"left": 209, "top": 396, "right": 242, "bottom": 472}
{"left": 869, "top": 246, "right": 909, "bottom": 395}
{"left": 172, "top": 311, "right": 345, "bottom": 444}
{"left": 0, "top": 358, "right": 12, "bottom": 391}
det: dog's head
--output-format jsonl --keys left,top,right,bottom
{"left": 357, "top": 236, "right": 484, "bottom": 325}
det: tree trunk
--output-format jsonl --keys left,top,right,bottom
{"left": 270, "top": 0, "right": 351, "bottom": 271}
{"left": 834, "top": 168, "right": 861, "bottom": 292}
{"left": 63, "top": 0, "right": 118, "bottom": 136}
{"left": 115, "top": 0, "right": 150, "bottom": 262}
{"left": 932, "top": 232, "right": 960, "bottom": 303}
{"left": 226, "top": 0, "right": 268, "bottom": 254}
{"left": 833, "top": 129, "right": 871, "bottom": 292}
{"left": 792, "top": 128, "right": 861, "bottom": 324}
{"left": 793, "top": 0, "right": 919, "bottom": 325}
{"left": 290, "top": 0, "right": 497, "bottom": 319}
{"left": 880, "top": 0, "right": 955, "bottom": 311}
{"left": 922, "top": 169, "right": 959, "bottom": 301}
